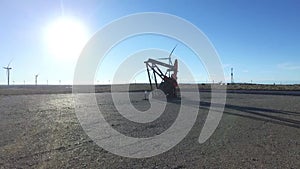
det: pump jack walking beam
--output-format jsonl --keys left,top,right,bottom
{"left": 145, "top": 58, "right": 176, "bottom": 90}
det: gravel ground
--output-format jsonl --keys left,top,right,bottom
{"left": 0, "top": 91, "right": 299, "bottom": 168}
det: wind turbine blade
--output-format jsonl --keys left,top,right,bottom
{"left": 7, "top": 58, "right": 13, "bottom": 67}
{"left": 168, "top": 44, "right": 177, "bottom": 59}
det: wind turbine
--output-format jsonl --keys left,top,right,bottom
{"left": 3, "top": 59, "right": 13, "bottom": 85}
{"left": 35, "top": 74, "right": 39, "bottom": 85}
{"left": 158, "top": 44, "right": 177, "bottom": 77}
{"left": 158, "top": 44, "right": 177, "bottom": 65}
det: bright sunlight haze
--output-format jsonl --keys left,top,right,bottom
{"left": 44, "top": 17, "right": 88, "bottom": 61}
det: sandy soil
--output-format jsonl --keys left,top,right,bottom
{"left": 0, "top": 91, "right": 299, "bottom": 168}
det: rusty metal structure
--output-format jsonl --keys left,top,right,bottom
{"left": 144, "top": 46, "right": 179, "bottom": 98}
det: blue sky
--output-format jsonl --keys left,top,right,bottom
{"left": 0, "top": 0, "right": 299, "bottom": 85}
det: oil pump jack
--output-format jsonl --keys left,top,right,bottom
{"left": 144, "top": 46, "right": 179, "bottom": 98}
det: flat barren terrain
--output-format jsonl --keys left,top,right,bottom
{"left": 0, "top": 85, "right": 299, "bottom": 168}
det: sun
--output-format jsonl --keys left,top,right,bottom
{"left": 44, "top": 17, "right": 89, "bottom": 60}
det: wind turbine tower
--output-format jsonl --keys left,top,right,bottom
{"left": 35, "top": 74, "right": 39, "bottom": 85}
{"left": 231, "top": 68, "right": 234, "bottom": 84}
{"left": 3, "top": 60, "right": 12, "bottom": 85}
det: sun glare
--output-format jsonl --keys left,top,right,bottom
{"left": 44, "top": 17, "right": 89, "bottom": 60}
